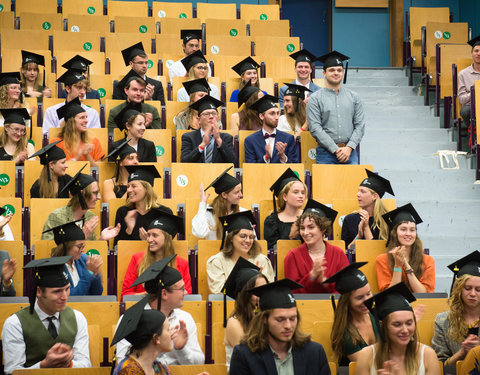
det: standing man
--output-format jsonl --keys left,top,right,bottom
{"left": 180, "top": 95, "right": 235, "bottom": 163}
{"left": 307, "top": 50, "right": 365, "bottom": 165}
{"left": 2, "top": 257, "right": 91, "bottom": 374}
{"left": 113, "top": 42, "right": 165, "bottom": 105}
{"left": 458, "top": 35, "right": 480, "bottom": 127}
{"left": 229, "top": 279, "right": 331, "bottom": 375}
{"left": 279, "top": 49, "right": 322, "bottom": 108}
{"left": 244, "top": 95, "right": 299, "bottom": 163}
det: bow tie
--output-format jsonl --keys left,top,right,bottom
{"left": 264, "top": 133, "right": 276, "bottom": 139}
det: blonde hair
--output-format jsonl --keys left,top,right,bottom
{"left": 188, "top": 62, "right": 209, "bottom": 80}
{"left": 447, "top": 274, "right": 474, "bottom": 342}
{"left": 126, "top": 181, "right": 157, "bottom": 211}
{"left": 38, "top": 163, "right": 58, "bottom": 198}
{"left": 276, "top": 180, "right": 307, "bottom": 212}
{"left": 0, "top": 84, "right": 26, "bottom": 108}
{"left": 211, "top": 188, "right": 241, "bottom": 239}
{"left": 0, "top": 124, "right": 28, "bottom": 159}
{"left": 137, "top": 230, "right": 176, "bottom": 274}
{"left": 67, "top": 182, "right": 94, "bottom": 210}
{"left": 59, "top": 115, "right": 90, "bottom": 156}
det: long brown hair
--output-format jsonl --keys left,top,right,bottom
{"left": 138, "top": 229, "right": 176, "bottom": 274}
{"left": 211, "top": 187, "right": 241, "bottom": 239}
{"left": 275, "top": 180, "right": 307, "bottom": 213}
{"left": 51, "top": 241, "right": 76, "bottom": 257}
{"left": 0, "top": 124, "right": 28, "bottom": 159}
{"left": 284, "top": 96, "right": 306, "bottom": 131}
{"left": 126, "top": 181, "right": 158, "bottom": 211}
{"left": 355, "top": 188, "right": 389, "bottom": 241}
{"left": 447, "top": 274, "right": 474, "bottom": 342}
{"left": 38, "top": 160, "right": 66, "bottom": 198}
{"left": 238, "top": 89, "right": 262, "bottom": 130}
{"left": 20, "top": 62, "right": 41, "bottom": 91}
{"left": 222, "top": 228, "right": 260, "bottom": 258}
{"left": 59, "top": 116, "right": 90, "bottom": 156}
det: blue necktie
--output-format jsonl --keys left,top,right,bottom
{"left": 205, "top": 136, "right": 214, "bottom": 163}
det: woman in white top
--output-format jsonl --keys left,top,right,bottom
{"left": 0, "top": 210, "right": 14, "bottom": 241}
{"left": 277, "top": 83, "right": 310, "bottom": 137}
{"left": 356, "top": 283, "right": 440, "bottom": 375}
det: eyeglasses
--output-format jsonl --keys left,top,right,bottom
{"left": 8, "top": 127, "right": 26, "bottom": 135}
{"left": 195, "top": 66, "right": 208, "bottom": 71}
{"left": 200, "top": 111, "right": 218, "bottom": 118}
{"left": 238, "top": 233, "right": 255, "bottom": 241}
{"left": 169, "top": 286, "right": 186, "bottom": 292}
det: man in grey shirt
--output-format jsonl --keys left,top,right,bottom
{"left": 307, "top": 51, "right": 365, "bottom": 164}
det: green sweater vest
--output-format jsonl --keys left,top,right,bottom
{"left": 16, "top": 306, "right": 77, "bottom": 368}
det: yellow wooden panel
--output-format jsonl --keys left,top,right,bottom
{"left": 106, "top": 0, "right": 148, "bottom": 20}
{"left": 249, "top": 19, "right": 289, "bottom": 37}
{"left": 56, "top": 51, "right": 106, "bottom": 76}
{"left": 169, "top": 364, "right": 227, "bottom": 375}
{"left": 113, "top": 16, "right": 156, "bottom": 34}
{"left": 196, "top": 3, "right": 236, "bottom": 20}
{"left": 335, "top": 0, "right": 388, "bottom": 7}
{"left": 65, "top": 14, "right": 110, "bottom": 34}
{"left": 0, "top": 29, "right": 50, "bottom": 51}
{"left": 62, "top": 0, "right": 104, "bottom": 16}
{"left": 240, "top": 4, "right": 279, "bottom": 21}
{"left": 152, "top": 3, "right": 193, "bottom": 20}
{"left": 157, "top": 17, "right": 201, "bottom": 35}
{"left": 15, "top": 0, "right": 58, "bottom": 15}
{"left": 0, "top": 241, "right": 24, "bottom": 295}
{"left": 1, "top": 303, "right": 30, "bottom": 336}
{"left": 203, "top": 19, "right": 246, "bottom": 36}
{"left": 0, "top": 161, "right": 16, "bottom": 198}
{"left": 206, "top": 35, "right": 252, "bottom": 57}
{"left": 12, "top": 369, "right": 110, "bottom": 375}
{"left": 313, "top": 321, "right": 335, "bottom": 362}
{"left": 438, "top": 44, "right": 471, "bottom": 99}
{"left": 52, "top": 30, "right": 103, "bottom": 53}
{"left": 253, "top": 36, "right": 300, "bottom": 56}
{"left": 299, "top": 131, "right": 317, "bottom": 171}
{"left": 18, "top": 12, "right": 63, "bottom": 32}
{"left": 355, "top": 239, "right": 387, "bottom": 294}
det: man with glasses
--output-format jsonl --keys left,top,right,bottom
{"left": 180, "top": 95, "right": 236, "bottom": 163}
{"left": 113, "top": 42, "right": 165, "bottom": 105}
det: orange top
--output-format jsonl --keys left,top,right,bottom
{"left": 51, "top": 137, "right": 104, "bottom": 162}
{"left": 376, "top": 252, "right": 436, "bottom": 293}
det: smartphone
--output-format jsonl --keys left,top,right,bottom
{"left": 468, "top": 327, "right": 479, "bottom": 336}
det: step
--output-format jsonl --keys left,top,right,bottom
{"left": 348, "top": 86, "right": 417, "bottom": 97}
{"left": 377, "top": 170, "right": 478, "bottom": 186}
{"left": 360, "top": 96, "right": 425, "bottom": 106}
{"left": 362, "top": 128, "right": 449, "bottom": 142}
{"left": 315, "top": 67, "right": 406, "bottom": 79}
{"left": 364, "top": 117, "right": 441, "bottom": 129}
{"left": 361, "top": 141, "right": 457, "bottom": 154}
{"left": 363, "top": 105, "right": 433, "bottom": 117}
{"left": 360, "top": 154, "right": 469, "bottom": 171}
{"left": 345, "top": 77, "right": 408, "bottom": 87}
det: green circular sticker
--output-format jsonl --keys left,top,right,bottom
{"left": 83, "top": 42, "right": 92, "bottom": 51}
{"left": 86, "top": 249, "right": 100, "bottom": 256}
{"left": 229, "top": 28, "right": 238, "bottom": 37}
{"left": 0, "top": 4, "right": 4, "bottom": 11}
{"left": 42, "top": 22, "right": 51, "bottom": 30}
{"left": 0, "top": 173, "right": 10, "bottom": 186}
{"left": 97, "top": 88, "right": 106, "bottom": 98}
{"left": 443, "top": 31, "right": 451, "bottom": 39}
{"left": 179, "top": 13, "right": 187, "bottom": 18}
{"left": 71, "top": 25, "right": 80, "bottom": 32}
{"left": 147, "top": 59, "right": 153, "bottom": 69}
{"left": 286, "top": 44, "right": 295, "bottom": 53}
{"left": 155, "top": 145, "right": 165, "bottom": 157}
{"left": 2, "top": 204, "right": 14, "bottom": 216}
{"left": 158, "top": 10, "right": 166, "bottom": 17}
{"left": 259, "top": 13, "right": 268, "bottom": 20}
{"left": 87, "top": 6, "right": 95, "bottom": 14}
{"left": 139, "top": 25, "right": 147, "bottom": 33}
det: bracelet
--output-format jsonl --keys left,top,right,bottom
{"left": 405, "top": 268, "right": 414, "bottom": 274}
{"left": 3, "top": 278, "right": 13, "bottom": 288}
{"left": 198, "top": 145, "right": 205, "bottom": 151}
{"left": 300, "top": 127, "right": 306, "bottom": 132}
{"left": 393, "top": 267, "right": 402, "bottom": 273}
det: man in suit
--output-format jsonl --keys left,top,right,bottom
{"left": 244, "top": 95, "right": 299, "bottom": 163}
{"left": 0, "top": 250, "right": 16, "bottom": 296}
{"left": 278, "top": 49, "right": 322, "bottom": 108}
{"left": 180, "top": 95, "right": 236, "bottom": 163}
{"left": 112, "top": 42, "right": 165, "bottom": 105}
{"left": 230, "top": 279, "right": 330, "bottom": 375}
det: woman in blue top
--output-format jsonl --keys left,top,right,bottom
{"left": 47, "top": 220, "right": 103, "bottom": 295}
{"left": 230, "top": 57, "right": 265, "bottom": 102}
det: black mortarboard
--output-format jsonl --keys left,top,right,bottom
{"left": 0, "top": 72, "right": 21, "bottom": 86}
{"left": 182, "top": 78, "right": 210, "bottom": 95}
{"left": 289, "top": 49, "right": 316, "bottom": 65}
{"left": 181, "top": 50, "right": 207, "bottom": 72}
{"left": 317, "top": 50, "right": 350, "bottom": 84}
{"left": 204, "top": 166, "right": 240, "bottom": 195}
{"left": 363, "top": 282, "right": 416, "bottom": 321}
{"left": 121, "top": 42, "right": 146, "bottom": 66}
{"left": 447, "top": 251, "right": 480, "bottom": 294}
{"left": 62, "top": 54, "right": 93, "bottom": 72}
{"left": 189, "top": 94, "right": 223, "bottom": 115}
{"left": 28, "top": 140, "right": 65, "bottom": 165}
{"left": 117, "top": 69, "right": 144, "bottom": 93}
{"left": 303, "top": 199, "right": 338, "bottom": 223}
{"left": 283, "top": 83, "right": 312, "bottom": 98}
{"left": 467, "top": 35, "right": 480, "bottom": 48}
{"left": 113, "top": 102, "right": 142, "bottom": 131}
{"left": 21, "top": 50, "right": 45, "bottom": 67}
{"left": 147, "top": 210, "right": 184, "bottom": 238}
{"left": 219, "top": 210, "right": 256, "bottom": 250}
{"left": 359, "top": 169, "right": 394, "bottom": 198}
{"left": 237, "top": 80, "right": 260, "bottom": 108}
{"left": 249, "top": 278, "right": 302, "bottom": 311}
{"left": 58, "top": 164, "right": 95, "bottom": 210}
{"left": 56, "top": 97, "right": 85, "bottom": 122}
{"left": 111, "top": 296, "right": 166, "bottom": 347}
{"left": 56, "top": 70, "right": 85, "bottom": 87}
{"left": 382, "top": 203, "right": 422, "bottom": 231}
{"left": 125, "top": 165, "right": 161, "bottom": 186}
{"left": 269, "top": 168, "right": 302, "bottom": 213}
{"left": 0, "top": 108, "right": 30, "bottom": 125}
{"left": 0, "top": 207, "right": 6, "bottom": 215}
{"left": 42, "top": 219, "right": 85, "bottom": 245}
{"left": 132, "top": 256, "right": 179, "bottom": 290}
{"left": 231, "top": 57, "right": 260, "bottom": 76}
{"left": 250, "top": 94, "right": 278, "bottom": 114}
{"left": 323, "top": 262, "right": 368, "bottom": 294}
{"left": 106, "top": 138, "right": 136, "bottom": 162}
{"left": 181, "top": 29, "right": 202, "bottom": 44}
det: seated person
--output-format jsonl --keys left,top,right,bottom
{"left": 29, "top": 141, "right": 73, "bottom": 199}
{"left": 121, "top": 212, "right": 192, "bottom": 298}
{"left": 244, "top": 95, "right": 299, "bottom": 163}
{"left": 458, "top": 35, "right": 480, "bottom": 128}
{"left": 284, "top": 199, "right": 349, "bottom": 293}
{"left": 180, "top": 95, "right": 235, "bottom": 164}
{"left": 174, "top": 78, "right": 211, "bottom": 131}
{"left": 0, "top": 249, "right": 16, "bottom": 296}
{"left": 103, "top": 139, "right": 139, "bottom": 202}
{"left": 0, "top": 108, "right": 35, "bottom": 165}
{"left": 0, "top": 72, "right": 36, "bottom": 126}
{"left": 45, "top": 221, "right": 103, "bottom": 296}
{"left": 20, "top": 50, "right": 51, "bottom": 100}
{"left": 277, "top": 83, "right": 311, "bottom": 136}
{"left": 51, "top": 98, "right": 104, "bottom": 166}
{"left": 1, "top": 257, "right": 91, "bottom": 373}
{"left": 206, "top": 211, "right": 274, "bottom": 294}
{"left": 58, "top": 55, "right": 100, "bottom": 100}
{"left": 110, "top": 103, "right": 156, "bottom": 162}
{"left": 108, "top": 72, "right": 161, "bottom": 130}
{"left": 116, "top": 257, "right": 203, "bottom": 364}
{"left": 229, "top": 57, "right": 265, "bottom": 102}
{"left": 376, "top": 203, "right": 435, "bottom": 293}
{"left": 176, "top": 50, "right": 219, "bottom": 102}
{"left": 230, "top": 81, "right": 264, "bottom": 136}
{"left": 264, "top": 168, "right": 306, "bottom": 250}
{"left": 42, "top": 70, "right": 100, "bottom": 135}
{"left": 0, "top": 206, "right": 14, "bottom": 241}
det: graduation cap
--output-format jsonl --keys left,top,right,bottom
{"left": 237, "top": 80, "right": 260, "bottom": 108}
{"left": 0, "top": 206, "right": 6, "bottom": 216}
{"left": 249, "top": 278, "right": 302, "bottom": 311}
{"left": 28, "top": 139, "right": 65, "bottom": 165}
{"left": 111, "top": 295, "right": 166, "bottom": 347}
{"left": 56, "top": 69, "right": 85, "bottom": 87}
{"left": 58, "top": 164, "right": 95, "bottom": 210}
{"left": 56, "top": 97, "right": 85, "bottom": 122}
{"left": 42, "top": 219, "right": 85, "bottom": 246}
{"left": 189, "top": 94, "right": 223, "bottom": 115}
{"left": 0, "top": 72, "right": 21, "bottom": 86}
{"left": 181, "top": 29, "right": 202, "bottom": 44}
{"left": 121, "top": 42, "right": 146, "bottom": 66}
{"left": 303, "top": 199, "right": 338, "bottom": 223}
{"left": 467, "top": 35, "right": 480, "bottom": 48}
{"left": 21, "top": 50, "right": 45, "bottom": 66}
{"left": 221, "top": 257, "right": 261, "bottom": 326}
{"left": 125, "top": 164, "right": 161, "bottom": 186}
{"left": 61, "top": 54, "right": 93, "bottom": 73}
{"left": 382, "top": 203, "right": 422, "bottom": 231}
{"left": 283, "top": 83, "right": 312, "bottom": 99}
{"left": 116, "top": 69, "right": 144, "bottom": 93}
{"left": 181, "top": 50, "right": 207, "bottom": 72}
{"left": 204, "top": 166, "right": 240, "bottom": 195}
{"left": 218, "top": 210, "right": 256, "bottom": 250}
{"left": 359, "top": 169, "right": 394, "bottom": 198}
{"left": 289, "top": 49, "right": 316, "bottom": 65}
{"left": 0, "top": 108, "right": 30, "bottom": 126}
{"left": 250, "top": 94, "right": 278, "bottom": 114}
{"left": 447, "top": 251, "right": 480, "bottom": 294}
{"left": 182, "top": 78, "right": 210, "bottom": 95}
{"left": 147, "top": 209, "right": 184, "bottom": 238}
{"left": 363, "top": 282, "right": 416, "bottom": 321}
{"left": 113, "top": 102, "right": 142, "bottom": 131}
{"left": 269, "top": 168, "right": 302, "bottom": 213}
{"left": 106, "top": 138, "right": 136, "bottom": 162}
{"left": 24, "top": 256, "right": 72, "bottom": 313}
{"left": 323, "top": 262, "right": 368, "bottom": 295}
{"left": 231, "top": 57, "right": 260, "bottom": 76}
{"left": 317, "top": 50, "right": 350, "bottom": 84}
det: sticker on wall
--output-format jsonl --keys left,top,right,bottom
{"left": 338, "top": 215, "right": 345, "bottom": 228}
{"left": 42, "top": 22, "right": 51, "bottom": 30}
{"left": 147, "top": 59, "right": 153, "bottom": 69}
{"left": 2, "top": 204, "right": 14, "bottom": 216}
{"left": 71, "top": 25, "right": 80, "bottom": 32}
{"left": 158, "top": 10, "right": 166, "bottom": 18}
{"left": 443, "top": 31, "right": 451, "bottom": 39}
{"left": 286, "top": 44, "right": 295, "bottom": 53}
{"left": 83, "top": 42, "right": 93, "bottom": 51}
{"left": 176, "top": 175, "right": 188, "bottom": 187}
{"left": 308, "top": 148, "right": 316, "bottom": 160}
{"left": 292, "top": 170, "right": 300, "bottom": 178}
{"left": 86, "top": 249, "right": 100, "bottom": 256}
{"left": 166, "top": 59, "right": 174, "bottom": 68}
{"left": 179, "top": 13, "right": 187, "bottom": 18}
{"left": 229, "top": 29, "right": 238, "bottom": 37}
{"left": 210, "top": 45, "right": 220, "bottom": 54}
{"left": 259, "top": 13, "right": 268, "bottom": 20}
{"left": 139, "top": 25, "right": 148, "bottom": 33}
{"left": 0, "top": 5, "right": 4, "bottom": 11}
{"left": 0, "top": 173, "right": 10, "bottom": 186}
{"left": 434, "top": 30, "right": 442, "bottom": 39}
{"left": 87, "top": 6, "right": 96, "bottom": 14}
{"left": 97, "top": 88, "right": 106, "bottom": 98}
{"left": 155, "top": 145, "right": 165, "bottom": 157}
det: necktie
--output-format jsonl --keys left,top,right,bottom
{"left": 47, "top": 316, "right": 58, "bottom": 339}
{"left": 264, "top": 133, "right": 276, "bottom": 139}
{"left": 205, "top": 136, "right": 214, "bottom": 163}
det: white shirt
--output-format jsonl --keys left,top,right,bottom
{"left": 277, "top": 115, "right": 292, "bottom": 132}
{"left": 0, "top": 223, "right": 14, "bottom": 241}
{"left": 115, "top": 304, "right": 205, "bottom": 365}
{"left": 42, "top": 101, "right": 101, "bottom": 135}
{"left": 66, "top": 262, "right": 80, "bottom": 287}
{"left": 168, "top": 59, "right": 212, "bottom": 82}
{"left": 262, "top": 128, "right": 287, "bottom": 163}
{"left": 2, "top": 301, "right": 91, "bottom": 374}
{"left": 176, "top": 83, "right": 220, "bottom": 102}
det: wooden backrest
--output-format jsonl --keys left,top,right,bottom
{"left": 196, "top": 3, "right": 236, "bottom": 20}
{"left": 1, "top": 48, "right": 51, "bottom": 72}
{"left": 88, "top": 74, "right": 113, "bottom": 102}
{"left": 313, "top": 321, "right": 335, "bottom": 362}
{"left": 296, "top": 299, "right": 335, "bottom": 333}
{"left": 18, "top": 12, "right": 63, "bottom": 32}
{"left": 165, "top": 101, "right": 189, "bottom": 132}
{"left": 169, "top": 364, "right": 227, "bottom": 375}
{"left": 106, "top": 0, "right": 148, "bottom": 20}
{"left": 259, "top": 199, "right": 274, "bottom": 240}
{"left": 240, "top": 4, "right": 280, "bottom": 22}
{"left": 262, "top": 55, "right": 293, "bottom": 80}
{"left": 152, "top": 3, "right": 193, "bottom": 20}
{"left": 203, "top": 19, "right": 246, "bottom": 37}
{"left": 206, "top": 35, "right": 252, "bottom": 57}
{"left": 52, "top": 30, "right": 103, "bottom": 53}
{"left": 0, "top": 198, "right": 22, "bottom": 241}
{"left": 248, "top": 19, "right": 289, "bottom": 37}
{"left": 104, "top": 33, "right": 154, "bottom": 56}
{"left": 299, "top": 131, "right": 318, "bottom": 171}
{"left": 65, "top": 14, "right": 110, "bottom": 34}
{"left": 0, "top": 161, "right": 15, "bottom": 198}
{"left": 0, "top": 29, "right": 50, "bottom": 50}
{"left": 253, "top": 36, "right": 300, "bottom": 56}
{"left": 62, "top": 0, "right": 104, "bottom": 16}
{"left": 0, "top": 11, "right": 15, "bottom": 29}
{"left": 113, "top": 16, "right": 156, "bottom": 34}
{"left": 56, "top": 51, "right": 106, "bottom": 76}
{"left": 0, "top": 241, "right": 24, "bottom": 295}
{"left": 207, "top": 56, "right": 250, "bottom": 81}
{"left": 88, "top": 324, "right": 101, "bottom": 367}
{"left": 355, "top": 239, "right": 387, "bottom": 294}
{"left": 1, "top": 302, "right": 30, "bottom": 337}
{"left": 15, "top": 0, "right": 58, "bottom": 14}
{"left": 438, "top": 44, "right": 471, "bottom": 98}
{"left": 158, "top": 18, "right": 201, "bottom": 38}
{"left": 454, "top": 58, "right": 472, "bottom": 117}
{"left": 210, "top": 298, "right": 235, "bottom": 363}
